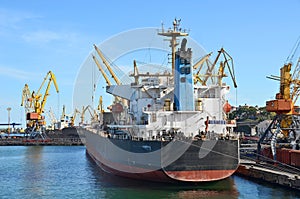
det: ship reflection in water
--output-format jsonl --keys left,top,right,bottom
{"left": 86, "top": 153, "right": 239, "bottom": 199}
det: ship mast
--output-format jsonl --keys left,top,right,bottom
{"left": 158, "top": 19, "right": 189, "bottom": 75}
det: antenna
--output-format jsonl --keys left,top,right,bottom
{"left": 157, "top": 19, "right": 188, "bottom": 75}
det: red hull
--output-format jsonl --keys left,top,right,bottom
{"left": 87, "top": 147, "right": 236, "bottom": 183}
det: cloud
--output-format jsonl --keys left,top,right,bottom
{"left": 0, "top": 8, "right": 41, "bottom": 30}
{"left": 21, "top": 30, "right": 79, "bottom": 45}
{"left": 0, "top": 66, "right": 40, "bottom": 80}
{"left": 22, "top": 30, "right": 62, "bottom": 43}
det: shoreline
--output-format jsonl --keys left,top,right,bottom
{"left": 0, "top": 137, "right": 84, "bottom": 146}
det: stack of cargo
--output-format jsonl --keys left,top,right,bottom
{"left": 261, "top": 147, "right": 300, "bottom": 167}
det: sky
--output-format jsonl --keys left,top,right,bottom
{"left": 0, "top": 0, "right": 299, "bottom": 126}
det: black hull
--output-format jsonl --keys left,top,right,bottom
{"left": 80, "top": 128, "right": 239, "bottom": 182}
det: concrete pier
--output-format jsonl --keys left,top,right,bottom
{"left": 236, "top": 159, "right": 300, "bottom": 190}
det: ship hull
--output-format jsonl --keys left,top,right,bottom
{"left": 80, "top": 127, "right": 239, "bottom": 183}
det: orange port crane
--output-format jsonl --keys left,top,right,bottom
{"left": 266, "top": 60, "right": 300, "bottom": 115}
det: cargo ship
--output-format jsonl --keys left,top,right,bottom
{"left": 77, "top": 19, "right": 240, "bottom": 183}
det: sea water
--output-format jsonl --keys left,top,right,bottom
{"left": 0, "top": 146, "right": 299, "bottom": 199}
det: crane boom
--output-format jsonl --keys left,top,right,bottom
{"left": 193, "top": 52, "right": 212, "bottom": 70}
{"left": 93, "top": 44, "right": 121, "bottom": 85}
{"left": 291, "top": 58, "right": 300, "bottom": 103}
{"left": 219, "top": 49, "right": 237, "bottom": 88}
{"left": 40, "top": 71, "right": 59, "bottom": 113}
{"left": 194, "top": 48, "right": 237, "bottom": 88}
{"left": 193, "top": 52, "right": 212, "bottom": 85}
{"left": 92, "top": 55, "right": 112, "bottom": 86}
{"left": 201, "top": 48, "right": 223, "bottom": 85}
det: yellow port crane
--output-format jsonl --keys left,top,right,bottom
{"left": 258, "top": 38, "right": 300, "bottom": 157}
{"left": 25, "top": 71, "right": 59, "bottom": 132}
{"left": 266, "top": 38, "right": 300, "bottom": 116}
{"left": 32, "top": 71, "right": 59, "bottom": 116}
{"left": 266, "top": 57, "right": 300, "bottom": 137}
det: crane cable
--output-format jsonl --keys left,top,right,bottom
{"left": 286, "top": 36, "right": 300, "bottom": 63}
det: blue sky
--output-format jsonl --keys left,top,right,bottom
{"left": 0, "top": 0, "right": 299, "bottom": 125}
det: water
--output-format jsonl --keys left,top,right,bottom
{"left": 0, "top": 146, "right": 299, "bottom": 199}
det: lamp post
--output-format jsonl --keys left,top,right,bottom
{"left": 7, "top": 107, "right": 11, "bottom": 135}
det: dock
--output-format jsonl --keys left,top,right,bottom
{"left": 236, "top": 144, "right": 300, "bottom": 190}
{"left": 0, "top": 138, "right": 84, "bottom": 146}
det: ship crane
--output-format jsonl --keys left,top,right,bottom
{"left": 130, "top": 60, "right": 173, "bottom": 80}
{"left": 93, "top": 44, "right": 129, "bottom": 120}
{"left": 193, "top": 52, "right": 212, "bottom": 85}
{"left": 93, "top": 44, "right": 121, "bottom": 85}
{"left": 92, "top": 53, "right": 124, "bottom": 106}
{"left": 92, "top": 55, "right": 112, "bottom": 86}
{"left": 258, "top": 37, "right": 300, "bottom": 160}
{"left": 193, "top": 48, "right": 237, "bottom": 88}
{"left": 80, "top": 105, "right": 97, "bottom": 125}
